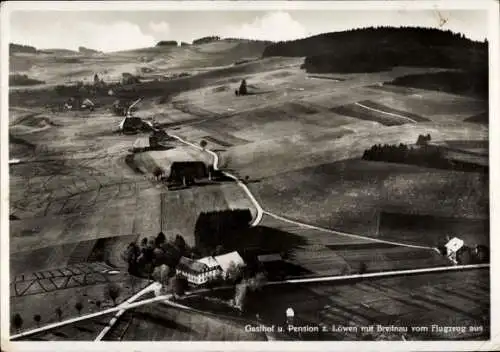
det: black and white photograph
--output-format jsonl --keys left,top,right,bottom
{"left": 1, "top": 1, "right": 498, "bottom": 350}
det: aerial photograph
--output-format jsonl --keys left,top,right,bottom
{"left": 4, "top": 3, "right": 492, "bottom": 344}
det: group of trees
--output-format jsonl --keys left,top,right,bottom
{"left": 156, "top": 40, "right": 178, "bottom": 47}
{"left": 192, "top": 36, "right": 221, "bottom": 45}
{"left": 122, "top": 232, "right": 189, "bottom": 280}
{"left": 362, "top": 141, "right": 443, "bottom": 167}
{"left": 362, "top": 136, "right": 487, "bottom": 172}
{"left": 437, "top": 243, "right": 489, "bottom": 265}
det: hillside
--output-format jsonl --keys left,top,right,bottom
{"left": 262, "top": 27, "right": 488, "bottom": 74}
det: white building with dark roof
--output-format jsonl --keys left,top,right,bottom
{"left": 445, "top": 237, "right": 465, "bottom": 264}
{"left": 176, "top": 257, "right": 221, "bottom": 285}
{"left": 176, "top": 251, "right": 245, "bottom": 285}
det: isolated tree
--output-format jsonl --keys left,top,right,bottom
{"left": 75, "top": 302, "right": 83, "bottom": 315}
{"left": 235, "top": 89, "right": 239, "bottom": 96}
{"left": 200, "top": 140, "right": 208, "bottom": 150}
{"left": 141, "top": 237, "right": 148, "bottom": 249}
{"left": 174, "top": 234, "right": 187, "bottom": 254}
{"left": 238, "top": 79, "right": 247, "bottom": 95}
{"left": 359, "top": 262, "right": 368, "bottom": 274}
{"left": 12, "top": 313, "right": 23, "bottom": 332}
{"left": 122, "top": 242, "right": 140, "bottom": 275}
{"left": 234, "top": 282, "right": 248, "bottom": 312}
{"left": 95, "top": 300, "right": 102, "bottom": 310}
{"left": 155, "top": 232, "right": 166, "bottom": 247}
{"left": 107, "top": 284, "right": 121, "bottom": 306}
{"left": 33, "top": 314, "right": 41, "bottom": 327}
{"left": 55, "top": 307, "right": 62, "bottom": 321}
{"left": 171, "top": 275, "right": 188, "bottom": 297}
{"left": 474, "top": 245, "right": 489, "bottom": 263}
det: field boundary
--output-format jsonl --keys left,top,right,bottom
{"left": 354, "top": 102, "right": 418, "bottom": 124}
{"left": 263, "top": 212, "right": 437, "bottom": 251}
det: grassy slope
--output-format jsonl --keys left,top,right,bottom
{"left": 10, "top": 40, "right": 270, "bottom": 85}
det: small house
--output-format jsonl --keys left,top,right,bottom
{"left": 445, "top": 237, "right": 464, "bottom": 264}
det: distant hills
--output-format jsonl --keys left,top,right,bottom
{"left": 78, "top": 46, "right": 101, "bottom": 54}
{"left": 262, "top": 27, "right": 488, "bottom": 74}
{"left": 10, "top": 43, "right": 101, "bottom": 55}
{"left": 9, "top": 43, "right": 37, "bottom": 54}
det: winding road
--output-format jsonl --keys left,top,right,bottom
{"left": 170, "top": 133, "right": 436, "bottom": 251}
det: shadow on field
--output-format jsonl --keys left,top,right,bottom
{"left": 127, "top": 310, "right": 194, "bottom": 334}
{"left": 194, "top": 209, "right": 310, "bottom": 275}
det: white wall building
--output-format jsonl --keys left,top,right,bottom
{"left": 176, "top": 251, "right": 246, "bottom": 285}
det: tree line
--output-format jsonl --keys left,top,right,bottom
{"left": 263, "top": 26, "right": 487, "bottom": 58}
{"left": 261, "top": 26, "right": 487, "bottom": 74}
{"left": 156, "top": 41, "right": 178, "bottom": 47}
{"left": 362, "top": 135, "right": 488, "bottom": 172}
{"left": 192, "top": 36, "right": 221, "bottom": 45}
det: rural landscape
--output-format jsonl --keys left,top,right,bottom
{"left": 7, "top": 11, "right": 490, "bottom": 342}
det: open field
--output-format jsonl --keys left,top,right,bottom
{"left": 245, "top": 268, "right": 489, "bottom": 340}
{"left": 248, "top": 160, "right": 488, "bottom": 247}
{"left": 257, "top": 215, "right": 449, "bottom": 276}
{"left": 107, "top": 302, "right": 267, "bottom": 341}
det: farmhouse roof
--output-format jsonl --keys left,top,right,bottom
{"left": 82, "top": 98, "right": 94, "bottom": 106}
{"left": 197, "top": 256, "right": 221, "bottom": 269}
{"left": 445, "top": 237, "right": 464, "bottom": 253}
{"left": 214, "top": 251, "right": 245, "bottom": 273}
{"left": 177, "top": 256, "right": 210, "bottom": 274}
